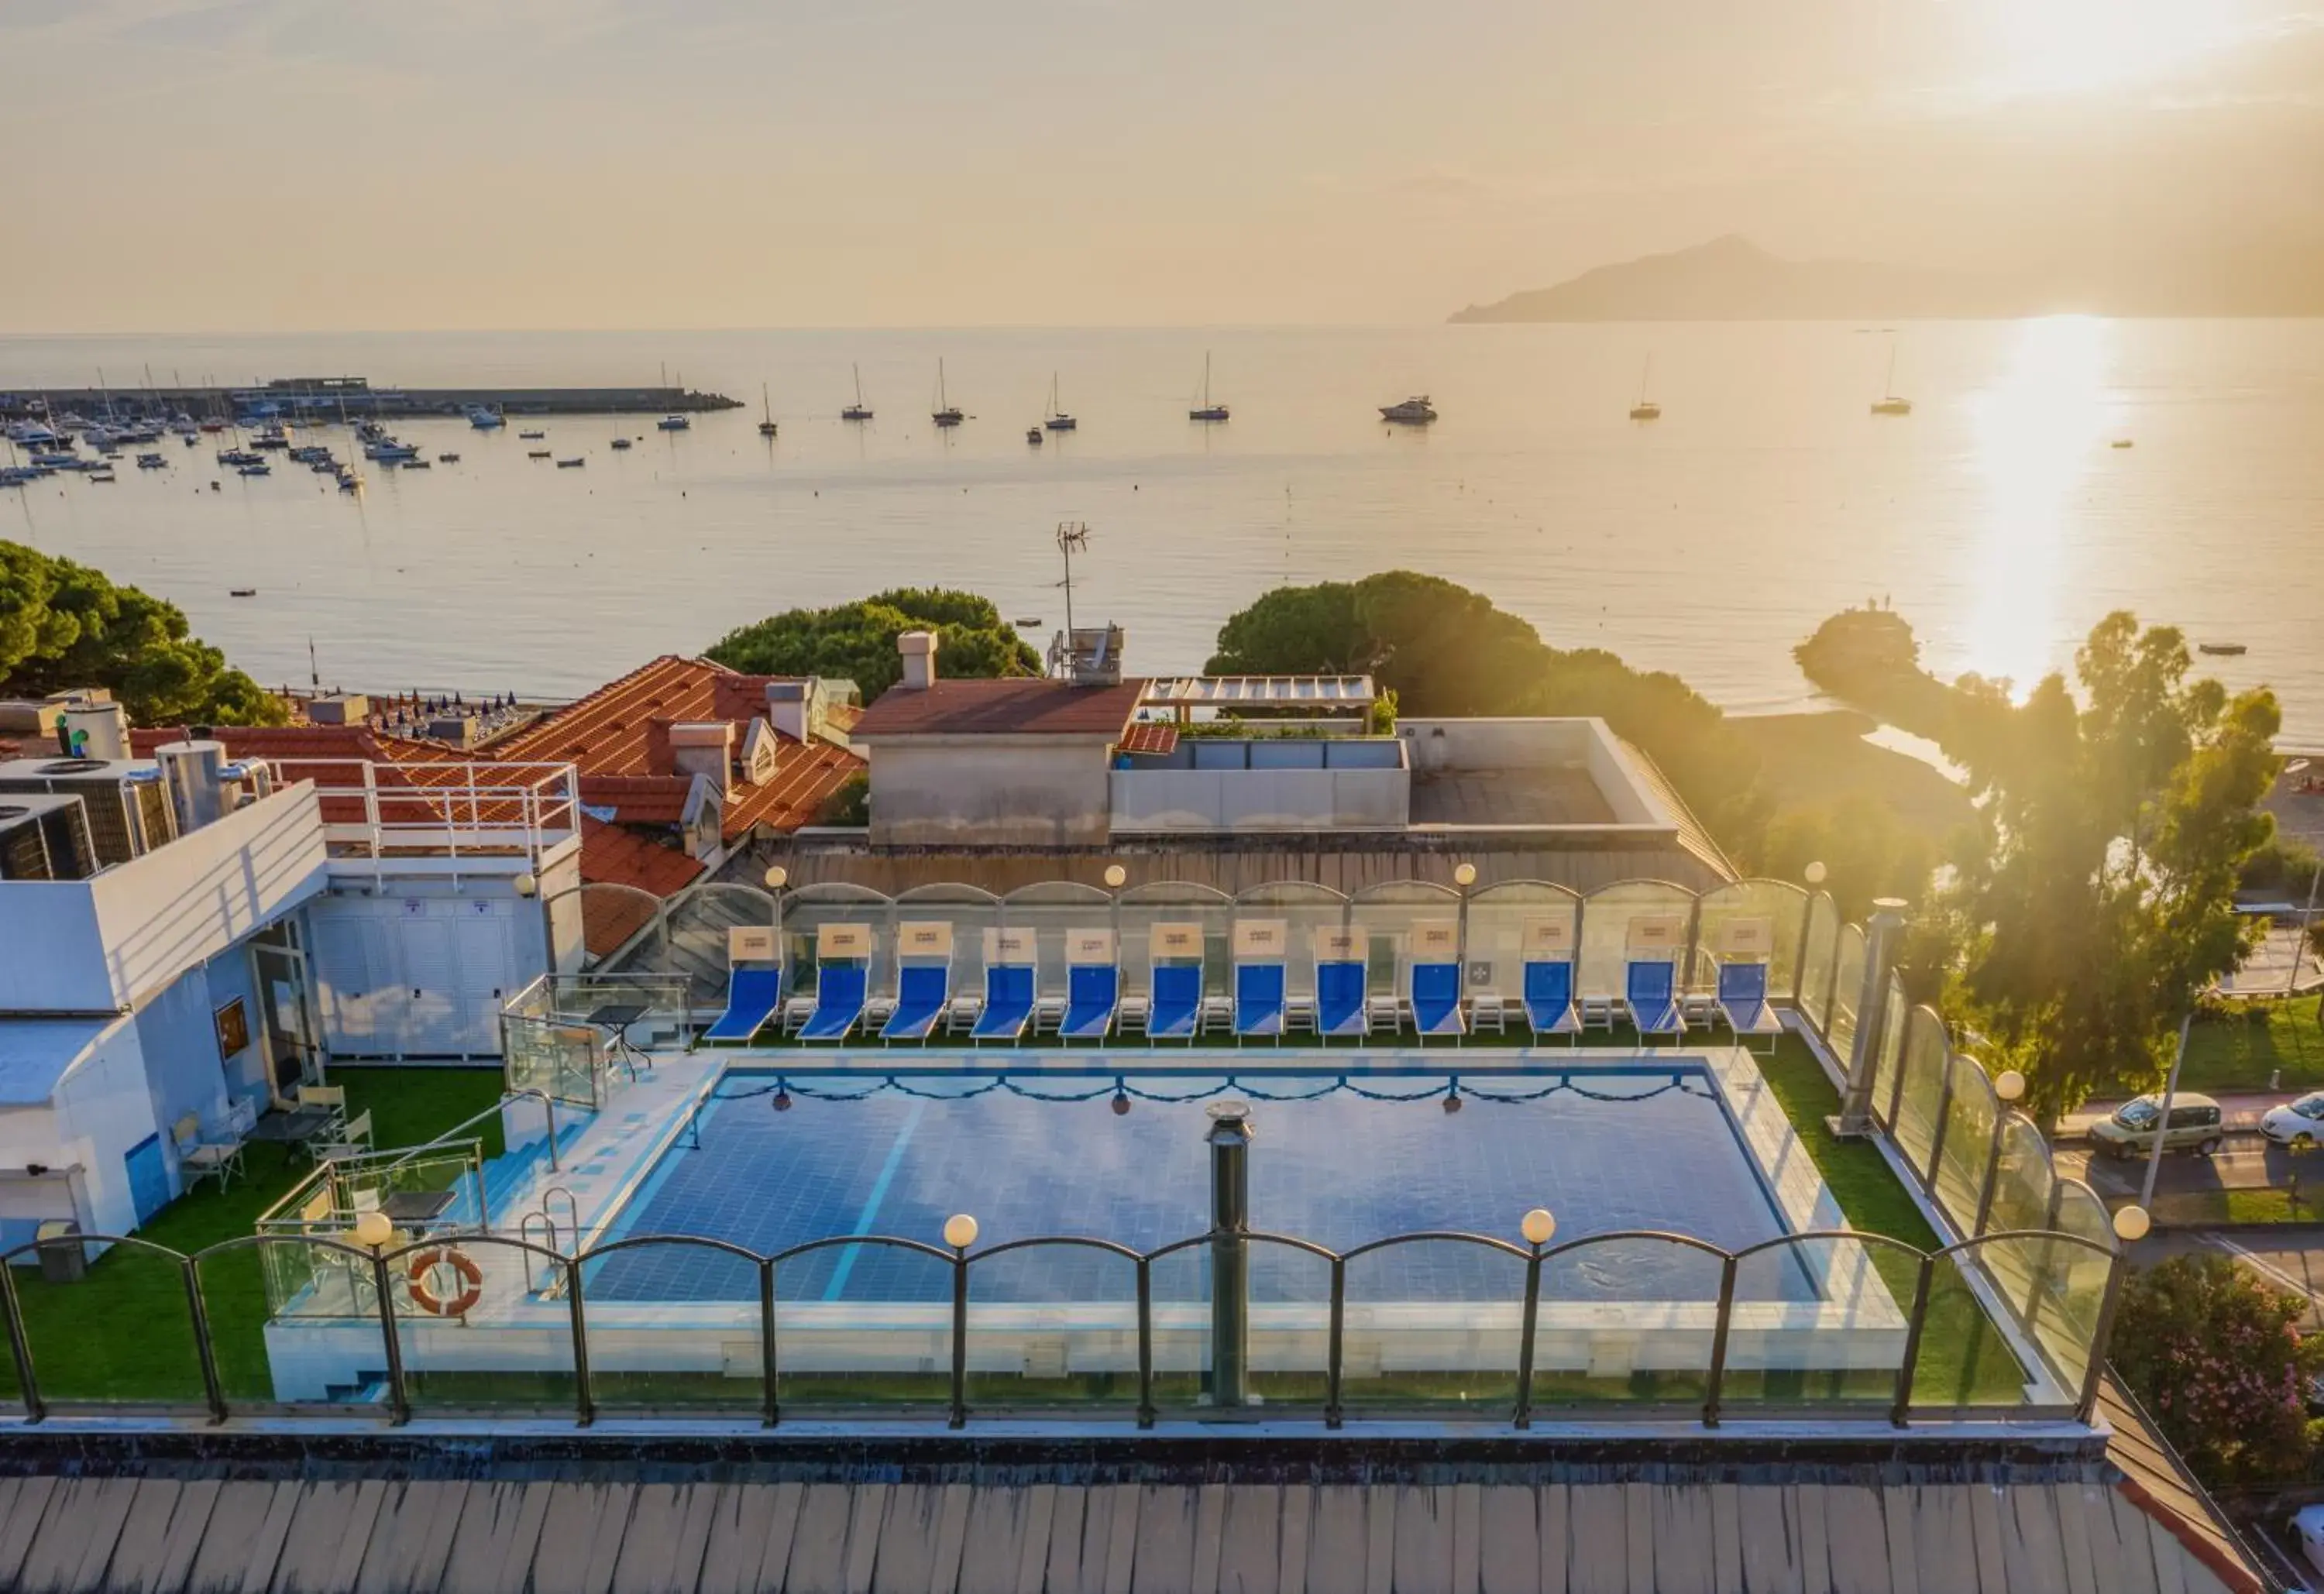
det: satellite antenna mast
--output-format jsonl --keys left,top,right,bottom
{"left": 1054, "top": 520, "right": 1092, "bottom": 677}
{"left": 308, "top": 637, "right": 320, "bottom": 694}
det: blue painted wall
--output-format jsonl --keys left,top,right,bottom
{"left": 203, "top": 948, "right": 270, "bottom": 1113}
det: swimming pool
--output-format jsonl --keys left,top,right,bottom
{"left": 587, "top": 1065, "right": 1813, "bottom": 1307}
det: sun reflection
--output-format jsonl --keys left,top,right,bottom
{"left": 1960, "top": 316, "right": 2114, "bottom": 693}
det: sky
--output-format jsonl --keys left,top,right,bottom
{"left": 5, "top": 0, "right": 2322, "bottom": 330}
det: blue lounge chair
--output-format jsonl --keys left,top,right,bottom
{"left": 1716, "top": 960, "right": 1780, "bottom": 1046}
{"left": 799, "top": 962, "right": 868, "bottom": 1041}
{"left": 971, "top": 964, "right": 1036, "bottom": 1043}
{"left": 1059, "top": 964, "right": 1119, "bottom": 1040}
{"left": 703, "top": 966, "right": 783, "bottom": 1043}
{"left": 1147, "top": 964, "right": 1203, "bottom": 1041}
{"left": 880, "top": 963, "right": 951, "bottom": 1042}
{"left": 1624, "top": 959, "right": 1685, "bottom": 1043}
{"left": 1522, "top": 960, "right": 1582, "bottom": 1042}
{"left": 1233, "top": 962, "right": 1287, "bottom": 1039}
{"left": 1411, "top": 961, "right": 1465, "bottom": 1039}
{"left": 1315, "top": 959, "right": 1369, "bottom": 1038}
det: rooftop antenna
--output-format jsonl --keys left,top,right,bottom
{"left": 1054, "top": 520, "right": 1092, "bottom": 676}
{"left": 308, "top": 637, "right": 320, "bottom": 694}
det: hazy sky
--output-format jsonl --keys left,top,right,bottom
{"left": 7, "top": 0, "right": 2322, "bottom": 329}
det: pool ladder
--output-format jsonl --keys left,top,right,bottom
{"left": 519, "top": 1185, "right": 582, "bottom": 1296}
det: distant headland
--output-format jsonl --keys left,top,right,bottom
{"left": 1449, "top": 235, "right": 2324, "bottom": 322}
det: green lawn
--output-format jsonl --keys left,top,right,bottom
{"left": 0, "top": 1067, "right": 504, "bottom": 1407}
{"left": 2176, "top": 998, "right": 2324, "bottom": 1094}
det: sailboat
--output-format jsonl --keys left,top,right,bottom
{"left": 1043, "top": 373, "right": 1077, "bottom": 431}
{"left": 843, "top": 364, "right": 873, "bottom": 421}
{"left": 758, "top": 384, "right": 779, "bottom": 438}
{"left": 931, "top": 360, "right": 963, "bottom": 428}
{"left": 1628, "top": 356, "right": 1661, "bottom": 421}
{"left": 1189, "top": 352, "right": 1229, "bottom": 422}
{"left": 1871, "top": 345, "right": 1913, "bottom": 416}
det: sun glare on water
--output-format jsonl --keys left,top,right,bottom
{"left": 1959, "top": 317, "right": 2116, "bottom": 692}
{"left": 1979, "top": 0, "right": 2242, "bottom": 96}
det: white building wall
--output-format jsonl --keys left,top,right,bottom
{"left": 308, "top": 881, "right": 541, "bottom": 1060}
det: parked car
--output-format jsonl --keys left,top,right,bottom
{"left": 2089, "top": 1092, "right": 2225, "bottom": 1158}
{"left": 2261, "top": 1092, "right": 2324, "bottom": 1149}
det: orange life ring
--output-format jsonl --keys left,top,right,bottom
{"left": 406, "top": 1246, "right": 484, "bottom": 1317}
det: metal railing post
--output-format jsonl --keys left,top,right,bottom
{"left": 1890, "top": 1255, "right": 1935, "bottom": 1427}
{"left": 373, "top": 1252, "right": 409, "bottom": 1425}
{"left": 948, "top": 1252, "right": 970, "bottom": 1429}
{"left": 1923, "top": 1060, "right": 1958, "bottom": 1194}
{"left": 1702, "top": 1255, "right": 1738, "bottom": 1428}
{"left": 1789, "top": 895, "right": 1817, "bottom": 1003}
{"left": 760, "top": 1259, "right": 779, "bottom": 1428}
{"left": 1325, "top": 1256, "right": 1346, "bottom": 1429}
{"left": 182, "top": 1259, "right": 229, "bottom": 1424}
{"left": 0, "top": 1256, "right": 44, "bottom": 1422}
{"left": 1973, "top": 1119, "right": 2008, "bottom": 1238}
{"left": 567, "top": 1258, "right": 594, "bottom": 1427}
{"left": 1135, "top": 1256, "right": 1155, "bottom": 1430}
{"left": 1835, "top": 901, "right": 1909, "bottom": 1136}
{"left": 1513, "top": 1243, "right": 1543, "bottom": 1430}
{"left": 1680, "top": 894, "right": 1704, "bottom": 1009}
{"left": 2078, "top": 1251, "right": 2132, "bottom": 1424}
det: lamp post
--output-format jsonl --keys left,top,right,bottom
{"left": 765, "top": 864, "right": 789, "bottom": 983}
{"left": 2138, "top": 1012, "right": 2194, "bottom": 1216}
{"left": 944, "top": 1212, "right": 977, "bottom": 1427}
{"left": 1453, "top": 861, "right": 1477, "bottom": 997}
{"left": 353, "top": 1208, "right": 408, "bottom": 1424}
{"left": 1207, "top": 1101, "right": 1253, "bottom": 1409}
{"left": 1973, "top": 1069, "right": 2027, "bottom": 1236}
{"left": 2078, "top": 1203, "right": 2151, "bottom": 1421}
{"left": 2286, "top": 762, "right": 2316, "bottom": 998}
{"left": 1513, "top": 1207, "right": 1555, "bottom": 1428}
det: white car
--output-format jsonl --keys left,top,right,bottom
{"left": 2260, "top": 1092, "right": 2324, "bottom": 1149}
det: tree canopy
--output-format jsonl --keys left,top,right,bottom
{"left": 0, "top": 541, "right": 284, "bottom": 727}
{"left": 706, "top": 588, "right": 1040, "bottom": 701}
{"left": 2111, "top": 1253, "right": 2322, "bottom": 1488}
{"left": 1932, "top": 614, "right": 2279, "bottom": 1122}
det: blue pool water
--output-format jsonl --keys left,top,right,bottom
{"left": 587, "top": 1068, "right": 1807, "bottom": 1306}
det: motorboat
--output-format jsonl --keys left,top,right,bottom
{"left": 363, "top": 439, "right": 419, "bottom": 462}
{"left": 610, "top": 438, "right": 633, "bottom": 450}
{"left": 235, "top": 462, "right": 270, "bottom": 476}
{"left": 136, "top": 452, "right": 168, "bottom": 469}
{"left": 2199, "top": 642, "right": 2248, "bottom": 657}
{"left": 403, "top": 457, "right": 432, "bottom": 469}
{"left": 556, "top": 456, "right": 585, "bottom": 468}
{"left": 527, "top": 448, "right": 552, "bottom": 459}
{"left": 89, "top": 470, "right": 118, "bottom": 483}
{"left": 437, "top": 452, "right": 460, "bottom": 463}
{"left": 1026, "top": 426, "right": 1043, "bottom": 446}
{"left": 466, "top": 406, "right": 506, "bottom": 430}
{"left": 253, "top": 426, "right": 290, "bottom": 450}
{"left": 5, "top": 421, "right": 60, "bottom": 446}
{"left": 0, "top": 467, "right": 40, "bottom": 486}
{"left": 517, "top": 429, "right": 546, "bottom": 440}
{"left": 1380, "top": 396, "right": 1438, "bottom": 424}
{"left": 657, "top": 414, "right": 690, "bottom": 431}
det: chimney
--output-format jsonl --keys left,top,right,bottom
{"left": 667, "top": 722, "right": 736, "bottom": 798}
{"left": 765, "top": 680, "right": 809, "bottom": 743}
{"left": 897, "top": 630, "right": 939, "bottom": 691}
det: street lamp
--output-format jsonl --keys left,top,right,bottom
{"left": 2113, "top": 1204, "right": 2150, "bottom": 1244}
{"left": 1521, "top": 1208, "right": 1556, "bottom": 1246}
{"left": 943, "top": 1213, "right": 979, "bottom": 1252}
{"left": 1805, "top": 861, "right": 1827, "bottom": 888}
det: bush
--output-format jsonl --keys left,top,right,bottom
{"left": 2110, "top": 1253, "right": 2324, "bottom": 1489}
{"left": 707, "top": 589, "right": 1039, "bottom": 701}
{"left": 2242, "top": 832, "right": 2322, "bottom": 895}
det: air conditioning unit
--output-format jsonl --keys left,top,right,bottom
{"left": 0, "top": 794, "right": 98, "bottom": 881}
{"left": 0, "top": 757, "right": 176, "bottom": 866}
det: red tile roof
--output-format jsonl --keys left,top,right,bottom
{"left": 1116, "top": 721, "right": 1179, "bottom": 757}
{"left": 500, "top": 654, "right": 864, "bottom": 843}
{"left": 851, "top": 678, "right": 1146, "bottom": 739}
{"left": 127, "top": 723, "right": 487, "bottom": 828}
{"left": 578, "top": 816, "right": 706, "bottom": 953}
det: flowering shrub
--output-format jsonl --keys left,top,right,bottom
{"left": 2111, "top": 1253, "right": 2324, "bottom": 1487}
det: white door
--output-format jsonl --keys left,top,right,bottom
{"left": 309, "top": 910, "right": 383, "bottom": 1055}
{"left": 452, "top": 902, "right": 517, "bottom": 1056}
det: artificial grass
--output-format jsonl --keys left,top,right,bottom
{"left": 1752, "top": 1039, "right": 2029, "bottom": 1406}
{"left": 0, "top": 1067, "right": 504, "bottom": 1407}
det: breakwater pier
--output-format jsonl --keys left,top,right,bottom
{"left": 2, "top": 375, "right": 740, "bottom": 421}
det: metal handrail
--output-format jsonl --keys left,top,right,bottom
{"left": 0, "top": 1217, "right": 2119, "bottom": 1435}
{"left": 381, "top": 1088, "right": 561, "bottom": 1174}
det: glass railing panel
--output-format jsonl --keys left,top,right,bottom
{"left": 961, "top": 1240, "right": 1146, "bottom": 1418}
{"left": 12, "top": 1235, "right": 205, "bottom": 1407}
{"left": 772, "top": 1238, "right": 955, "bottom": 1417}
{"left": 1339, "top": 1238, "right": 1525, "bottom": 1417}
{"left": 579, "top": 1237, "right": 765, "bottom": 1415}
{"left": 1532, "top": 1235, "right": 1727, "bottom": 1408}
{"left": 389, "top": 1235, "right": 579, "bottom": 1416}
{"left": 1717, "top": 1235, "right": 1913, "bottom": 1410}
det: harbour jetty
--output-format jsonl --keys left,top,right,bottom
{"left": 1, "top": 374, "right": 741, "bottom": 422}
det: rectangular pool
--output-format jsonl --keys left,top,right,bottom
{"left": 590, "top": 1065, "right": 1811, "bottom": 1307}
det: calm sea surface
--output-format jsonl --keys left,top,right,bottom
{"left": 4, "top": 321, "right": 2320, "bottom": 742}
